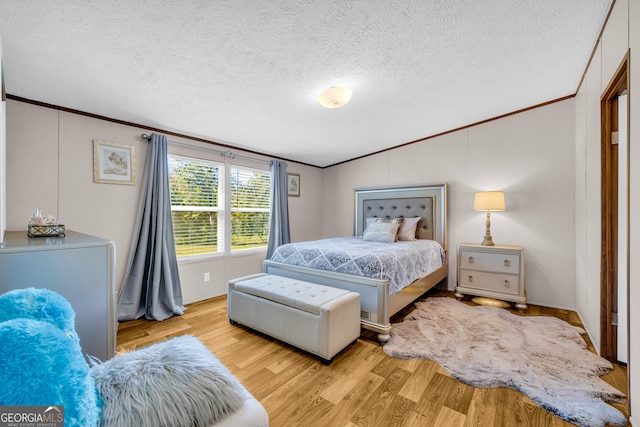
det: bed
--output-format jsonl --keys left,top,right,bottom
{"left": 263, "top": 183, "right": 448, "bottom": 342}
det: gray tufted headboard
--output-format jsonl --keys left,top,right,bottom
{"left": 354, "top": 184, "right": 448, "bottom": 251}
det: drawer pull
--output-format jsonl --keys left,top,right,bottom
{"left": 504, "top": 280, "right": 510, "bottom": 288}
{"left": 504, "top": 259, "right": 510, "bottom": 267}
{"left": 468, "top": 275, "right": 473, "bottom": 283}
{"left": 468, "top": 256, "right": 474, "bottom": 264}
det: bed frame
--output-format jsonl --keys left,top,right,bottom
{"left": 263, "top": 183, "right": 448, "bottom": 342}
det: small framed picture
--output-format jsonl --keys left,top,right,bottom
{"left": 287, "top": 173, "right": 300, "bottom": 197}
{"left": 93, "top": 140, "right": 136, "bottom": 185}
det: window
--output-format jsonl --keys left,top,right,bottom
{"left": 168, "top": 155, "right": 271, "bottom": 258}
{"left": 169, "top": 156, "right": 222, "bottom": 257}
{"left": 230, "top": 166, "right": 271, "bottom": 250}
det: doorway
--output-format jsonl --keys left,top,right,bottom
{"left": 600, "top": 52, "right": 629, "bottom": 363}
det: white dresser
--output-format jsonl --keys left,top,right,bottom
{"left": 0, "top": 230, "right": 116, "bottom": 360}
{"left": 455, "top": 243, "right": 526, "bottom": 311}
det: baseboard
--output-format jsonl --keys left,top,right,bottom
{"left": 575, "top": 311, "right": 601, "bottom": 356}
{"left": 630, "top": 415, "right": 636, "bottom": 427}
{"left": 525, "top": 299, "right": 576, "bottom": 312}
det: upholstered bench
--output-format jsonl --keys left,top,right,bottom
{"left": 228, "top": 273, "right": 361, "bottom": 363}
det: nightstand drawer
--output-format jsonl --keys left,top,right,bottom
{"left": 458, "top": 269, "right": 520, "bottom": 295}
{"left": 459, "top": 250, "right": 519, "bottom": 274}
{"left": 456, "top": 243, "right": 526, "bottom": 310}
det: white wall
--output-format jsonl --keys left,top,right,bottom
{"left": 628, "top": 0, "right": 639, "bottom": 422}
{"left": 0, "top": 37, "right": 5, "bottom": 243}
{"left": 574, "top": 65, "right": 588, "bottom": 325}
{"left": 323, "top": 99, "right": 577, "bottom": 310}
{"left": 0, "top": 98, "right": 4, "bottom": 243}
{"left": 5, "top": 100, "right": 324, "bottom": 304}
{"left": 576, "top": 39, "right": 603, "bottom": 348}
{"left": 577, "top": 0, "right": 637, "bottom": 423}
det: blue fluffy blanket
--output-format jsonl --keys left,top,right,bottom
{"left": 0, "top": 288, "right": 100, "bottom": 427}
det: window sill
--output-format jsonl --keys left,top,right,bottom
{"left": 230, "top": 247, "right": 268, "bottom": 257}
{"left": 176, "top": 247, "right": 267, "bottom": 264}
{"left": 177, "top": 252, "right": 224, "bottom": 265}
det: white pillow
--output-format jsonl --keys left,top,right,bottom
{"left": 397, "top": 217, "right": 421, "bottom": 241}
{"left": 362, "top": 218, "right": 403, "bottom": 243}
{"left": 363, "top": 217, "right": 377, "bottom": 234}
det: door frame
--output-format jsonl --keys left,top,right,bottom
{"left": 600, "top": 51, "right": 629, "bottom": 362}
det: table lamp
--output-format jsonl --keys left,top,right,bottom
{"left": 473, "top": 191, "right": 505, "bottom": 246}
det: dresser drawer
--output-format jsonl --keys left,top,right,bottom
{"left": 458, "top": 269, "right": 520, "bottom": 295}
{"left": 459, "top": 250, "right": 519, "bottom": 274}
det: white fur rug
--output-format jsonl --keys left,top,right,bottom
{"left": 383, "top": 297, "right": 626, "bottom": 427}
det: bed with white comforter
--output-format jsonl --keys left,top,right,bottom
{"left": 270, "top": 237, "right": 445, "bottom": 295}
{"left": 264, "top": 183, "right": 449, "bottom": 342}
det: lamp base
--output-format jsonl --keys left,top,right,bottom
{"left": 481, "top": 236, "right": 495, "bottom": 246}
{"left": 481, "top": 211, "right": 496, "bottom": 246}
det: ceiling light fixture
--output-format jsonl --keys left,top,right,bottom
{"left": 317, "top": 86, "right": 353, "bottom": 109}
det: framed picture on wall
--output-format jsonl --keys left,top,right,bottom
{"left": 93, "top": 140, "right": 136, "bottom": 185}
{"left": 287, "top": 173, "right": 300, "bottom": 197}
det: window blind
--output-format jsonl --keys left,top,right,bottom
{"left": 168, "top": 156, "right": 222, "bottom": 257}
{"left": 168, "top": 155, "right": 271, "bottom": 257}
{"left": 230, "top": 166, "right": 271, "bottom": 250}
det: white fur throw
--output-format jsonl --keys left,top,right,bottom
{"left": 90, "top": 335, "right": 246, "bottom": 427}
{"left": 384, "top": 297, "right": 627, "bottom": 427}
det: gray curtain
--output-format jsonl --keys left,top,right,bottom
{"left": 266, "top": 160, "right": 291, "bottom": 259}
{"left": 117, "top": 133, "right": 185, "bottom": 321}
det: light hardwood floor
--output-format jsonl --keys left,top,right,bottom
{"left": 116, "top": 288, "right": 628, "bottom": 427}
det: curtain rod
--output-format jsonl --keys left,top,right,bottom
{"left": 141, "top": 133, "right": 272, "bottom": 164}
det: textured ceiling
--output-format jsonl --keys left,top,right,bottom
{"left": 0, "top": 1, "right": 611, "bottom": 167}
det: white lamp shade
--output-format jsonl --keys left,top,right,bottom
{"left": 473, "top": 191, "right": 505, "bottom": 211}
{"left": 317, "top": 86, "right": 353, "bottom": 108}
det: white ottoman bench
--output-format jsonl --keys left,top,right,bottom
{"left": 228, "top": 273, "right": 361, "bottom": 363}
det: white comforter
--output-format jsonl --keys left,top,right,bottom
{"left": 269, "top": 237, "right": 445, "bottom": 295}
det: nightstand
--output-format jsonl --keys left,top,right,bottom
{"left": 455, "top": 243, "right": 527, "bottom": 311}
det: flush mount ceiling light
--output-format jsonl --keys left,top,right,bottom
{"left": 317, "top": 86, "right": 353, "bottom": 108}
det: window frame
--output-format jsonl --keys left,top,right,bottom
{"left": 167, "top": 152, "right": 271, "bottom": 261}
{"left": 229, "top": 165, "right": 272, "bottom": 252}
